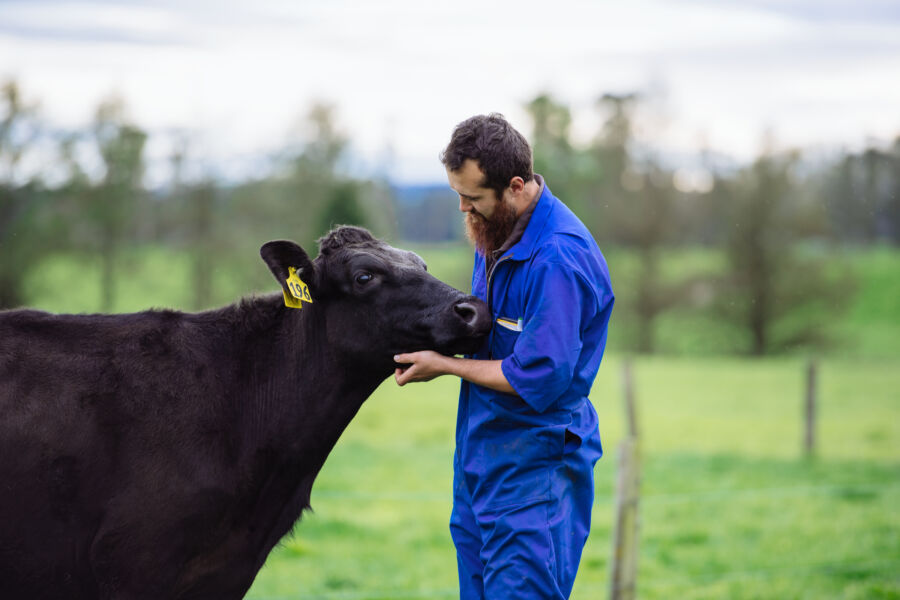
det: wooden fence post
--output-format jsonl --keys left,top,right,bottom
{"left": 622, "top": 358, "right": 638, "bottom": 439}
{"left": 610, "top": 359, "right": 640, "bottom": 600}
{"left": 804, "top": 360, "right": 817, "bottom": 458}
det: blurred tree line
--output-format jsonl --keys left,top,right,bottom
{"left": 1, "top": 81, "right": 394, "bottom": 314}
{"left": 1, "top": 78, "right": 896, "bottom": 355}
{"left": 523, "top": 92, "right": 896, "bottom": 356}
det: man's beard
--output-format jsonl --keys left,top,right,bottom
{"left": 465, "top": 198, "right": 519, "bottom": 255}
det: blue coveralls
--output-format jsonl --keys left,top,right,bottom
{"left": 451, "top": 182, "right": 614, "bottom": 599}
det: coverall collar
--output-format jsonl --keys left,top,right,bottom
{"left": 501, "top": 174, "right": 556, "bottom": 262}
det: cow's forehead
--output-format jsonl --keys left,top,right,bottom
{"left": 331, "top": 241, "right": 426, "bottom": 271}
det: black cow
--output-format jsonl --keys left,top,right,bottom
{"left": 0, "top": 226, "right": 490, "bottom": 599}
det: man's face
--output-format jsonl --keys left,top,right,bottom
{"left": 446, "top": 159, "right": 500, "bottom": 219}
{"left": 446, "top": 159, "right": 518, "bottom": 254}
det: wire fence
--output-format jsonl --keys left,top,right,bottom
{"left": 309, "top": 480, "right": 900, "bottom": 505}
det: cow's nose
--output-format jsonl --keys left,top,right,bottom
{"left": 453, "top": 301, "right": 479, "bottom": 326}
{"left": 452, "top": 297, "right": 492, "bottom": 335}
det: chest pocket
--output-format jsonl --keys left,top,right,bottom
{"left": 490, "top": 320, "right": 521, "bottom": 359}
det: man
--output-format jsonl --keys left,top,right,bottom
{"left": 394, "top": 114, "right": 613, "bottom": 599}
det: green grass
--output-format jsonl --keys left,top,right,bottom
{"left": 833, "top": 247, "right": 900, "bottom": 358}
{"left": 240, "top": 356, "right": 900, "bottom": 599}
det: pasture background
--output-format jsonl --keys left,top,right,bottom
{"left": 22, "top": 244, "right": 900, "bottom": 599}
{"left": 5, "top": 5, "right": 899, "bottom": 597}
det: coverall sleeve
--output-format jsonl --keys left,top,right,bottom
{"left": 500, "top": 258, "right": 598, "bottom": 413}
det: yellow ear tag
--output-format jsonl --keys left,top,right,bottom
{"left": 283, "top": 266, "right": 313, "bottom": 309}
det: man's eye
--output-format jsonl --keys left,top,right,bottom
{"left": 356, "top": 273, "right": 373, "bottom": 284}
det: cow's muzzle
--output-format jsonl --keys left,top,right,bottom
{"left": 450, "top": 296, "right": 492, "bottom": 341}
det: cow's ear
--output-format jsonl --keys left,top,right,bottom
{"left": 260, "top": 240, "right": 318, "bottom": 300}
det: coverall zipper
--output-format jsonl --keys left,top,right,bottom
{"left": 486, "top": 255, "right": 512, "bottom": 359}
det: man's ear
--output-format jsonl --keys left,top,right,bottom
{"left": 260, "top": 240, "right": 318, "bottom": 299}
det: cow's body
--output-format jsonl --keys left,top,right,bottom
{"left": 0, "top": 227, "right": 490, "bottom": 599}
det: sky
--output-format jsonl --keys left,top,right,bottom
{"left": 2, "top": 0, "right": 899, "bottom": 186}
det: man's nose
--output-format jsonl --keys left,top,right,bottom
{"left": 458, "top": 196, "right": 469, "bottom": 213}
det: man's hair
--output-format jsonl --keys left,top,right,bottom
{"left": 440, "top": 113, "right": 534, "bottom": 198}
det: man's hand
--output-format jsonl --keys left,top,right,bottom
{"left": 393, "top": 352, "right": 517, "bottom": 395}
{"left": 393, "top": 351, "right": 450, "bottom": 386}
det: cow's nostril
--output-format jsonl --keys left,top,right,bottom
{"left": 453, "top": 301, "right": 478, "bottom": 325}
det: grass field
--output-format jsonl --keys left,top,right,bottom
{"left": 16, "top": 244, "right": 900, "bottom": 598}
{"left": 240, "top": 356, "right": 899, "bottom": 599}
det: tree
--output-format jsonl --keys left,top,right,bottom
{"left": 0, "top": 79, "right": 51, "bottom": 309}
{"left": 595, "top": 93, "right": 638, "bottom": 182}
{"left": 168, "top": 137, "right": 219, "bottom": 310}
{"left": 88, "top": 96, "right": 147, "bottom": 311}
{"left": 525, "top": 93, "right": 597, "bottom": 228}
{"left": 317, "top": 179, "right": 365, "bottom": 234}
{"left": 187, "top": 180, "right": 216, "bottom": 309}
{"left": 526, "top": 95, "right": 575, "bottom": 198}
{"left": 277, "top": 103, "right": 367, "bottom": 247}
{"left": 591, "top": 93, "right": 681, "bottom": 353}
{"left": 885, "top": 137, "right": 900, "bottom": 244}
{"left": 718, "top": 149, "right": 852, "bottom": 355}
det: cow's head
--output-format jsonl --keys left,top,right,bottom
{"left": 260, "top": 226, "right": 491, "bottom": 370}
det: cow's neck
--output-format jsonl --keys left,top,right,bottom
{"left": 228, "top": 295, "right": 388, "bottom": 564}
{"left": 237, "top": 298, "right": 386, "bottom": 453}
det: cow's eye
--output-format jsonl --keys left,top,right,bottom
{"left": 355, "top": 273, "right": 374, "bottom": 285}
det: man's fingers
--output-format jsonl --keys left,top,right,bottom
{"left": 392, "top": 351, "right": 444, "bottom": 386}
{"left": 393, "top": 354, "right": 418, "bottom": 386}
{"left": 395, "top": 366, "right": 413, "bottom": 386}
